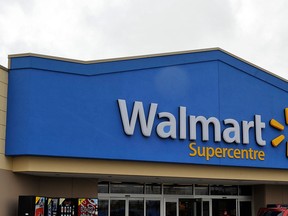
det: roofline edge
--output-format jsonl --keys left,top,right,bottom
{"left": 8, "top": 47, "right": 221, "bottom": 65}
{"left": 0, "top": 64, "right": 8, "bottom": 71}
{"left": 8, "top": 47, "right": 288, "bottom": 83}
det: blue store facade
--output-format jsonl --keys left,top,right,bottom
{"left": 2, "top": 48, "right": 288, "bottom": 216}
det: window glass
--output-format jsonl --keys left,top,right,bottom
{"left": 129, "top": 200, "right": 144, "bottom": 216}
{"left": 239, "top": 186, "right": 252, "bottom": 195}
{"left": 240, "top": 201, "right": 252, "bottom": 216}
{"left": 98, "top": 199, "right": 108, "bottom": 216}
{"left": 145, "top": 184, "right": 162, "bottom": 194}
{"left": 111, "top": 183, "right": 144, "bottom": 194}
{"left": 146, "top": 200, "right": 160, "bottom": 216}
{"left": 164, "top": 185, "right": 193, "bottom": 195}
{"left": 98, "top": 182, "right": 109, "bottom": 193}
{"left": 179, "top": 199, "right": 201, "bottom": 216}
{"left": 203, "top": 201, "right": 210, "bottom": 216}
{"left": 166, "top": 202, "right": 177, "bottom": 216}
{"left": 110, "top": 200, "right": 125, "bottom": 216}
{"left": 210, "top": 185, "right": 238, "bottom": 195}
{"left": 195, "top": 184, "right": 209, "bottom": 195}
{"left": 260, "top": 210, "right": 283, "bottom": 216}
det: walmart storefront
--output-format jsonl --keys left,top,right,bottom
{"left": 2, "top": 48, "right": 288, "bottom": 216}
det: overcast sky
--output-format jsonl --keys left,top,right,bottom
{"left": 1, "top": 0, "right": 288, "bottom": 79}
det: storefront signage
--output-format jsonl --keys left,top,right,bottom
{"left": 118, "top": 99, "right": 266, "bottom": 145}
{"left": 118, "top": 99, "right": 266, "bottom": 160}
{"left": 118, "top": 99, "right": 288, "bottom": 162}
{"left": 6, "top": 49, "right": 288, "bottom": 169}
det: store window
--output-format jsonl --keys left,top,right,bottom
{"left": 110, "top": 183, "right": 144, "bottom": 194}
{"left": 239, "top": 186, "right": 252, "bottom": 195}
{"left": 195, "top": 184, "right": 209, "bottom": 195}
{"left": 163, "top": 185, "right": 193, "bottom": 195}
{"left": 98, "top": 182, "right": 252, "bottom": 197}
{"left": 145, "top": 184, "right": 162, "bottom": 194}
{"left": 98, "top": 182, "right": 109, "bottom": 193}
{"left": 146, "top": 200, "right": 160, "bottom": 216}
{"left": 210, "top": 185, "right": 238, "bottom": 195}
{"left": 98, "top": 182, "right": 252, "bottom": 216}
{"left": 129, "top": 199, "right": 144, "bottom": 216}
{"left": 98, "top": 200, "right": 109, "bottom": 216}
{"left": 110, "top": 200, "right": 125, "bottom": 216}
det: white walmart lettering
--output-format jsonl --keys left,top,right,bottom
{"left": 117, "top": 99, "right": 266, "bottom": 146}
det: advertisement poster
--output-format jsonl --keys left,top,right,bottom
{"left": 35, "top": 196, "right": 45, "bottom": 216}
{"left": 78, "top": 198, "right": 98, "bottom": 216}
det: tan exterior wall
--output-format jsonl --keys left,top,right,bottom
{"left": 265, "top": 185, "right": 288, "bottom": 204}
{"left": 0, "top": 169, "right": 38, "bottom": 216}
{"left": 0, "top": 169, "right": 98, "bottom": 216}
{"left": 38, "top": 177, "right": 98, "bottom": 198}
{"left": 11, "top": 156, "right": 288, "bottom": 183}
{"left": 0, "top": 66, "right": 11, "bottom": 170}
{"left": 253, "top": 185, "right": 266, "bottom": 215}
{"left": 253, "top": 185, "right": 288, "bottom": 216}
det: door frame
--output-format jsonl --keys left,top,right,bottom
{"left": 99, "top": 195, "right": 251, "bottom": 216}
{"left": 102, "top": 195, "right": 162, "bottom": 216}
{"left": 164, "top": 197, "right": 179, "bottom": 216}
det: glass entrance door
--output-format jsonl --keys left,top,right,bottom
{"left": 109, "top": 198, "right": 160, "bottom": 216}
{"left": 103, "top": 198, "right": 250, "bottom": 216}
{"left": 212, "top": 199, "right": 236, "bottom": 216}
{"left": 239, "top": 201, "right": 252, "bottom": 216}
{"left": 165, "top": 198, "right": 178, "bottom": 216}
{"left": 129, "top": 199, "right": 144, "bottom": 216}
{"left": 165, "top": 198, "right": 204, "bottom": 216}
{"left": 110, "top": 199, "right": 126, "bottom": 216}
{"left": 202, "top": 199, "right": 211, "bottom": 216}
{"left": 179, "top": 199, "right": 202, "bottom": 216}
{"left": 146, "top": 200, "right": 161, "bottom": 216}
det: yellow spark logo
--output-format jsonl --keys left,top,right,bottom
{"left": 270, "top": 108, "right": 288, "bottom": 157}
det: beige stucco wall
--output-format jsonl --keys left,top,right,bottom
{"left": 253, "top": 185, "right": 288, "bottom": 216}
{"left": 253, "top": 185, "right": 266, "bottom": 215}
{"left": 0, "top": 66, "right": 12, "bottom": 170}
{"left": 264, "top": 185, "right": 288, "bottom": 204}
{"left": 0, "top": 169, "right": 98, "bottom": 216}
{"left": 11, "top": 156, "right": 288, "bottom": 183}
{"left": 0, "top": 170, "right": 38, "bottom": 216}
{"left": 38, "top": 177, "right": 98, "bottom": 198}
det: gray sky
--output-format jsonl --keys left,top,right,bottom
{"left": 1, "top": 0, "right": 288, "bottom": 79}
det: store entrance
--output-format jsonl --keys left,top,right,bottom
{"left": 108, "top": 198, "right": 161, "bottom": 216}
{"left": 212, "top": 199, "right": 236, "bottom": 216}
{"left": 212, "top": 199, "right": 252, "bottom": 216}
{"left": 179, "top": 199, "right": 202, "bottom": 216}
{"left": 98, "top": 183, "right": 252, "bottom": 216}
{"left": 164, "top": 198, "right": 207, "bottom": 216}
